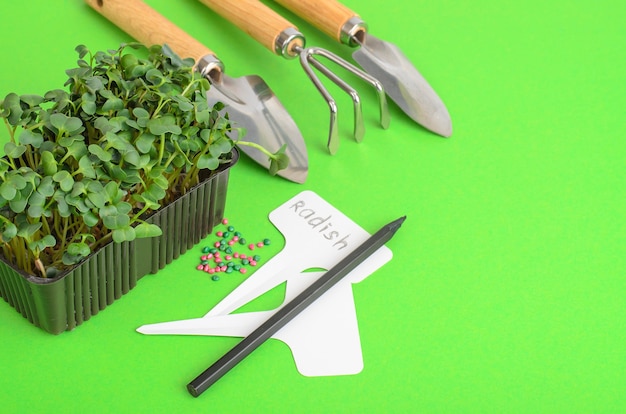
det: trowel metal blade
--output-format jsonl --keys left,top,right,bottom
{"left": 353, "top": 34, "right": 452, "bottom": 137}
{"left": 207, "top": 73, "right": 308, "bottom": 183}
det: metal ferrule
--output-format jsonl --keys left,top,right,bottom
{"left": 196, "top": 54, "right": 225, "bottom": 83}
{"left": 340, "top": 17, "right": 368, "bottom": 47}
{"left": 275, "top": 27, "right": 305, "bottom": 59}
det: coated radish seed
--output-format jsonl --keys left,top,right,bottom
{"left": 195, "top": 218, "right": 273, "bottom": 282}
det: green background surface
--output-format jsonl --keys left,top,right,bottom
{"left": 1, "top": 0, "right": 625, "bottom": 412}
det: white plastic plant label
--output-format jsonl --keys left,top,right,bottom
{"left": 137, "top": 190, "right": 393, "bottom": 376}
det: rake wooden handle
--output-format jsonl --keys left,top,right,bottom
{"left": 84, "top": 0, "right": 214, "bottom": 61}
{"left": 197, "top": 0, "right": 302, "bottom": 57}
{"left": 273, "top": 0, "right": 358, "bottom": 43}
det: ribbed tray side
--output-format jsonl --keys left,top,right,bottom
{"left": 0, "top": 149, "right": 237, "bottom": 334}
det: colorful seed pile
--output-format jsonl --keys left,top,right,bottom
{"left": 196, "top": 218, "right": 271, "bottom": 281}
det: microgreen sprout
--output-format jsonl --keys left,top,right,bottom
{"left": 0, "top": 43, "right": 288, "bottom": 277}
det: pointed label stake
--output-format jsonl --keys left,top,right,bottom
{"left": 137, "top": 190, "right": 393, "bottom": 376}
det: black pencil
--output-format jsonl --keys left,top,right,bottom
{"left": 187, "top": 215, "right": 406, "bottom": 397}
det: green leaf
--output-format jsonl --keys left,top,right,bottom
{"left": 196, "top": 110, "right": 211, "bottom": 125}
{"left": 147, "top": 116, "right": 182, "bottom": 136}
{"left": 197, "top": 154, "right": 219, "bottom": 170}
{"left": 44, "top": 89, "right": 72, "bottom": 112}
{"left": 88, "top": 144, "right": 113, "bottom": 162}
{"left": 152, "top": 174, "right": 169, "bottom": 190}
{"left": 17, "top": 222, "right": 41, "bottom": 238}
{"left": 130, "top": 64, "right": 148, "bottom": 78}
{"left": 82, "top": 100, "right": 97, "bottom": 115}
{"left": 1, "top": 222, "right": 17, "bottom": 242}
{"left": 135, "top": 133, "right": 156, "bottom": 154}
{"left": 269, "top": 144, "right": 289, "bottom": 175}
{"left": 78, "top": 156, "right": 96, "bottom": 178}
{"left": 20, "top": 94, "right": 44, "bottom": 107}
{"left": 85, "top": 76, "right": 105, "bottom": 93}
{"left": 104, "top": 181, "right": 124, "bottom": 203}
{"left": 41, "top": 151, "right": 58, "bottom": 176}
{"left": 115, "top": 201, "right": 133, "bottom": 216}
{"left": 49, "top": 113, "right": 67, "bottom": 130}
{"left": 53, "top": 191, "right": 71, "bottom": 217}
{"left": 122, "top": 149, "right": 141, "bottom": 166}
{"left": 112, "top": 226, "right": 136, "bottom": 243}
{"left": 104, "top": 162, "right": 127, "bottom": 181}
{"left": 19, "top": 129, "right": 44, "bottom": 148}
{"left": 70, "top": 181, "right": 86, "bottom": 198}
{"left": 99, "top": 204, "right": 117, "bottom": 218}
{"left": 4, "top": 142, "right": 27, "bottom": 158}
{"left": 132, "top": 194, "right": 160, "bottom": 211}
{"left": 172, "top": 95, "right": 193, "bottom": 112}
{"left": 146, "top": 183, "right": 166, "bottom": 201}
{"left": 102, "top": 213, "right": 130, "bottom": 230}
{"left": 39, "top": 141, "right": 55, "bottom": 153}
{"left": 171, "top": 154, "right": 186, "bottom": 169}
{"left": 50, "top": 113, "right": 83, "bottom": 134}
{"left": 9, "top": 187, "right": 32, "bottom": 213}
{"left": 58, "top": 134, "right": 82, "bottom": 148}
{"left": 28, "top": 236, "right": 55, "bottom": 254}
{"left": 53, "top": 171, "right": 75, "bottom": 192}
{"left": 209, "top": 137, "right": 233, "bottom": 158}
{"left": 102, "top": 96, "right": 124, "bottom": 111}
{"left": 137, "top": 154, "right": 151, "bottom": 168}
{"left": 37, "top": 176, "right": 56, "bottom": 197}
{"left": 65, "top": 194, "right": 89, "bottom": 213}
{"left": 147, "top": 166, "right": 165, "bottom": 179}
{"left": 62, "top": 252, "right": 85, "bottom": 265}
{"left": 40, "top": 235, "right": 56, "bottom": 248}
{"left": 0, "top": 182, "right": 17, "bottom": 200}
{"left": 1, "top": 93, "right": 23, "bottom": 124}
{"left": 81, "top": 92, "right": 97, "bottom": 115}
{"left": 146, "top": 68, "right": 164, "bottom": 85}
{"left": 27, "top": 191, "right": 47, "bottom": 218}
{"left": 75, "top": 44, "right": 89, "bottom": 59}
{"left": 95, "top": 116, "right": 115, "bottom": 134}
{"left": 134, "top": 223, "right": 162, "bottom": 238}
{"left": 67, "top": 242, "right": 91, "bottom": 257}
{"left": 82, "top": 210, "right": 100, "bottom": 227}
{"left": 106, "top": 132, "right": 133, "bottom": 151}
{"left": 86, "top": 193, "right": 106, "bottom": 210}
{"left": 161, "top": 44, "right": 188, "bottom": 68}
{"left": 99, "top": 89, "right": 114, "bottom": 99}
{"left": 124, "top": 119, "right": 140, "bottom": 131}
{"left": 132, "top": 106, "right": 150, "bottom": 119}
{"left": 120, "top": 53, "right": 138, "bottom": 69}
{"left": 86, "top": 180, "right": 105, "bottom": 194}
{"left": 8, "top": 173, "right": 27, "bottom": 190}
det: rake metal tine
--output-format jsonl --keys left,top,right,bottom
{"left": 306, "top": 46, "right": 391, "bottom": 130}
{"left": 299, "top": 49, "right": 339, "bottom": 155}
{"left": 298, "top": 47, "right": 340, "bottom": 154}
{"left": 307, "top": 53, "right": 365, "bottom": 143}
{"left": 292, "top": 40, "right": 390, "bottom": 154}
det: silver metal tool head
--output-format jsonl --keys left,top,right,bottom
{"left": 197, "top": 55, "right": 308, "bottom": 183}
{"left": 297, "top": 45, "right": 390, "bottom": 155}
{"left": 342, "top": 17, "right": 453, "bottom": 137}
{"left": 274, "top": 27, "right": 390, "bottom": 155}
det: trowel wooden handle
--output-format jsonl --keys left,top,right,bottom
{"left": 84, "top": 0, "right": 214, "bottom": 62}
{"left": 197, "top": 0, "right": 302, "bottom": 57}
{"left": 273, "top": 0, "right": 358, "bottom": 43}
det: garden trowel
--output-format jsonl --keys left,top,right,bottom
{"left": 85, "top": 0, "right": 308, "bottom": 183}
{"left": 272, "top": 0, "right": 453, "bottom": 137}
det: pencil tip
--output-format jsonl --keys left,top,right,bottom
{"left": 388, "top": 216, "right": 406, "bottom": 232}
